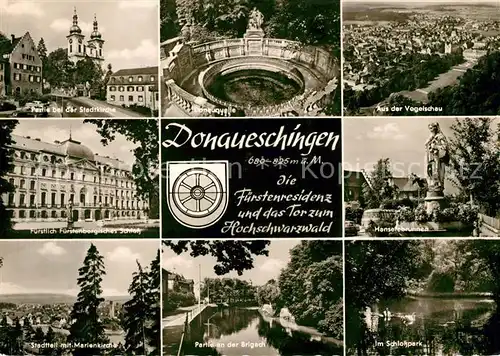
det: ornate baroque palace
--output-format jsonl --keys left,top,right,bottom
{"left": 2, "top": 134, "right": 150, "bottom": 223}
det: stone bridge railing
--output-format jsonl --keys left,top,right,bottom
{"left": 161, "top": 37, "right": 339, "bottom": 116}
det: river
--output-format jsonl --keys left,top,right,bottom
{"left": 354, "top": 296, "right": 498, "bottom": 356}
{"left": 164, "top": 307, "right": 343, "bottom": 356}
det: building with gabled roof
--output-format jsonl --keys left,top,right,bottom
{"left": 106, "top": 66, "right": 159, "bottom": 111}
{"left": 0, "top": 32, "right": 43, "bottom": 97}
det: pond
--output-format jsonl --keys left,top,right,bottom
{"left": 164, "top": 307, "right": 343, "bottom": 356}
{"left": 351, "top": 296, "right": 499, "bottom": 356}
{"left": 207, "top": 69, "right": 302, "bottom": 107}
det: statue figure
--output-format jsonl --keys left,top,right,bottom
{"left": 424, "top": 122, "right": 449, "bottom": 193}
{"left": 248, "top": 8, "right": 264, "bottom": 30}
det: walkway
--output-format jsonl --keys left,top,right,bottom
{"left": 68, "top": 97, "right": 144, "bottom": 117}
{"left": 163, "top": 304, "right": 208, "bottom": 328}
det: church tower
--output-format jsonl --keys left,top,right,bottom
{"left": 66, "top": 7, "right": 86, "bottom": 64}
{"left": 87, "top": 14, "right": 105, "bottom": 66}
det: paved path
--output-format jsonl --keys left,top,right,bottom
{"left": 69, "top": 97, "right": 144, "bottom": 117}
{"left": 163, "top": 305, "right": 208, "bottom": 328}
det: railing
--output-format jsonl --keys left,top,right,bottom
{"left": 162, "top": 37, "right": 339, "bottom": 117}
{"left": 479, "top": 213, "right": 500, "bottom": 235}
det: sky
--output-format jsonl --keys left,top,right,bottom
{"left": 0, "top": 240, "right": 159, "bottom": 296}
{"left": 12, "top": 119, "right": 139, "bottom": 166}
{"left": 0, "top": 0, "right": 158, "bottom": 70}
{"left": 344, "top": 117, "right": 499, "bottom": 193}
{"left": 163, "top": 240, "right": 301, "bottom": 297}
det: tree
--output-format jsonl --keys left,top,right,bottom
{"left": 123, "top": 261, "right": 150, "bottom": 355}
{"left": 276, "top": 241, "right": 343, "bottom": 339}
{"left": 267, "top": 0, "right": 340, "bottom": 56}
{"left": 362, "top": 158, "right": 395, "bottom": 209}
{"left": 33, "top": 327, "right": 45, "bottom": 343}
{"left": 73, "top": 57, "right": 104, "bottom": 92}
{"left": 37, "top": 38, "right": 48, "bottom": 62}
{"left": 448, "top": 118, "right": 500, "bottom": 216}
{"left": 83, "top": 119, "right": 159, "bottom": 218}
{"left": 256, "top": 279, "right": 280, "bottom": 307}
{"left": 146, "top": 250, "right": 160, "bottom": 355}
{"left": 23, "top": 317, "right": 35, "bottom": 341}
{"left": 68, "top": 244, "right": 109, "bottom": 356}
{"left": 10, "top": 317, "right": 23, "bottom": 355}
{"left": 0, "top": 120, "right": 18, "bottom": 235}
{"left": 44, "top": 48, "right": 75, "bottom": 88}
{"left": 345, "top": 240, "right": 425, "bottom": 354}
{"left": 163, "top": 240, "right": 270, "bottom": 275}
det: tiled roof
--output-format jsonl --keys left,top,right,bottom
{"left": 11, "top": 135, "right": 131, "bottom": 171}
{"left": 111, "top": 67, "right": 158, "bottom": 77}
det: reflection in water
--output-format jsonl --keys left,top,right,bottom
{"left": 165, "top": 307, "right": 343, "bottom": 356}
{"left": 350, "top": 297, "right": 499, "bottom": 356}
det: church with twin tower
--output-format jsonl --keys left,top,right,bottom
{"left": 66, "top": 7, "right": 105, "bottom": 66}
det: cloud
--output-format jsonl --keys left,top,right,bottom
{"left": 107, "top": 246, "right": 141, "bottom": 263}
{"left": 163, "top": 254, "right": 193, "bottom": 271}
{"left": 25, "top": 126, "right": 69, "bottom": 144}
{"left": 0, "top": 0, "right": 44, "bottom": 17}
{"left": 49, "top": 19, "right": 106, "bottom": 34}
{"left": 259, "top": 259, "right": 286, "bottom": 273}
{"left": 366, "top": 123, "right": 407, "bottom": 140}
{"left": 107, "top": 39, "right": 157, "bottom": 62}
{"left": 118, "top": 0, "right": 157, "bottom": 9}
{"left": 38, "top": 242, "right": 67, "bottom": 256}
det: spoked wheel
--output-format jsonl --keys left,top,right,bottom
{"left": 172, "top": 168, "right": 224, "bottom": 218}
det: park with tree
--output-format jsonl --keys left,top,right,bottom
{"left": 346, "top": 240, "right": 500, "bottom": 355}
{"left": 163, "top": 240, "right": 344, "bottom": 354}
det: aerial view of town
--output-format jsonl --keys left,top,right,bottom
{"left": 0, "top": 240, "right": 159, "bottom": 355}
{"left": 343, "top": 0, "right": 500, "bottom": 116}
{"left": 0, "top": 0, "right": 159, "bottom": 118}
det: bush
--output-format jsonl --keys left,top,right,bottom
{"left": 164, "top": 291, "right": 196, "bottom": 313}
{"left": 427, "top": 271, "right": 455, "bottom": 293}
{"left": 380, "top": 198, "right": 418, "bottom": 210}
{"left": 345, "top": 206, "right": 364, "bottom": 224}
{"left": 414, "top": 204, "right": 428, "bottom": 223}
{"left": 458, "top": 204, "right": 479, "bottom": 226}
{"left": 0, "top": 102, "right": 17, "bottom": 111}
{"left": 434, "top": 206, "right": 458, "bottom": 223}
{"left": 395, "top": 206, "right": 415, "bottom": 222}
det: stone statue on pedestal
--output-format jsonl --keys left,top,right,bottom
{"left": 424, "top": 122, "right": 450, "bottom": 215}
{"left": 244, "top": 8, "right": 265, "bottom": 39}
{"left": 248, "top": 8, "right": 264, "bottom": 30}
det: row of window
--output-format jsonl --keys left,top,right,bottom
{"left": 109, "top": 86, "right": 150, "bottom": 92}
{"left": 9, "top": 209, "right": 140, "bottom": 219}
{"left": 110, "top": 75, "right": 156, "bottom": 83}
{"left": 69, "top": 45, "right": 103, "bottom": 57}
{"left": 11, "top": 167, "right": 134, "bottom": 187}
{"left": 9, "top": 178, "right": 136, "bottom": 196}
{"left": 15, "top": 151, "right": 131, "bottom": 178}
{"left": 21, "top": 54, "right": 37, "bottom": 62}
{"left": 13, "top": 73, "right": 41, "bottom": 82}
{"left": 13, "top": 62, "right": 41, "bottom": 72}
{"left": 7, "top": 192, "right": 143, "bottom": 209}
{"left": 110, "top": 95, "right": 145, "bottom": 103}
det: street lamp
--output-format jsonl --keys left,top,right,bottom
{"left": 67, "top": 201, "right": 74, "bottom": 229}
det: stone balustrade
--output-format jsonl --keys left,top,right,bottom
{"left": 161, "top": 37, "right": 339, "bottom": 117}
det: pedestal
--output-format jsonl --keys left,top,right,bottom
{"left": 244, "top": 29, "right": 265, "bottom": 39}
{"left": 424, "top": 191, "right": 447, "bottom": 216}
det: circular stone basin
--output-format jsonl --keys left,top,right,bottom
{"left": 206, "top": 69, "right": 302, "bottom": 107}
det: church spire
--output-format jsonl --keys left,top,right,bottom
{"left": 69, "top": 7, "right": 82, "bottom": 34}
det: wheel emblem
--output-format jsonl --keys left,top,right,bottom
{"left": 172, "top": 168, "right": 223, "bottom": 218}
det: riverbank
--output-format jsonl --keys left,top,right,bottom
{"left": 407, "top": 291, "right": 494, "bottom": 300}
{"left": 257, "top": 308, "right": 343, "bottom": 347}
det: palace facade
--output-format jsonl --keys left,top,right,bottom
{"left": 2, "top": 134, "right": 150, "bottom": 223}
